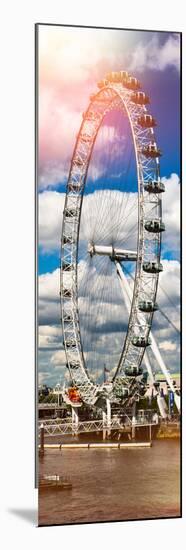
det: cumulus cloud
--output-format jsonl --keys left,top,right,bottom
{"left": 38, "top": 255, "right": 180, "bottom": 385}
{"left": 39, "top": 173, "right": 180, "bottom": 262}
{"left": 38, "top": 26, "right": 132, "bottom": 188}
{"left": 39, "top": 324, "right": 62, "bottom": 349}
{"left": 38, "top": 171, "right": 180, "bottom": 383}
{"left": 159, "top": 341, "right": 177, "bottom": 352}
{"left": 161, "top": 173, "right": 180, "bottom": 258}
{"left": 129, "top": 34, "right": 180, "bottom": 73}
{"left": 51, "top": 350, "right": 66, "bottom": 366}
{"left": 39, "top": 189, "right": 138, "bottom": 256}
{"left": 39, "top": 191, "right": 64, "bottom": 252}
{"left": 38, "top": 27, "right": 180, "bottom": 191}
{"left": 39, "top": 268, "right": 60, "bottom": 325}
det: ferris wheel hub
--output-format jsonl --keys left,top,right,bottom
{"left": 88, "top": 243, "right": 137, "bottom": 261}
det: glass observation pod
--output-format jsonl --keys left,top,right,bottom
{"left": 97, "top": 79, "right": 109, "bottom": 88}
{"left": 132, "top": 336, "right": 151, "bottom": 348}
{"left": 131, "top": 91, "right": 150, "bottom": 105}
{"left": 138, "top": 114, "right": 157, "bottom": 128}
{"left": 142, "top": 142, "right": 162, "bottom": 158}
{"left": 138, "top": 300, "right": 158, "bottom": 312}
{"left": 105, "top": 71, "right": 129, "bottom": 83}
{"left": 68, "top": 388, "right": 81, "bottom": 402}
{"left": 125, "top": 366, "right": 143, "bottom": 377}
{"left": 126, "top": 76, "right": 141, "bottom": 90}
{"left": 64, "top": 208, "right": 77, "bottom": 217}
{"left": 62, "top": 262, "right": 74, "bottom": 271}
{"left": 143, "top": 261, "right": 163, "bottom": 274}
{"left": 144, "top": 180, "right": 165, "bottom": 193}
{"left": 144, "top": 219, "right": 165, "bottom": 233}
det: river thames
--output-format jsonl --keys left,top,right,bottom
{"left": 38, "top": 439, "right": 180, "bottom": 526}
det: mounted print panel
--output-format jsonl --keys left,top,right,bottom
{"left": 36, "top": 24, "right": 181, "bottom": 527}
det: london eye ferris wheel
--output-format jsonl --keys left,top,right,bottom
{"left": 60, "top": 70, "right": 166, "bottom": 409}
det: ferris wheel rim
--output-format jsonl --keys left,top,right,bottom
{"left": 60, "top": 72, "right": 163, "bottom": 405}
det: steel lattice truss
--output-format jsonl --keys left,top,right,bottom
{"left": 60, "top": 71, "right": 164, "bottom": 406}
{"left": 38, "top": 417, "right": 157, "bottom": 437}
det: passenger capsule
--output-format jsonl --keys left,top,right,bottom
{"left": 137, "top": 114, "right": 156, "bottom": 128}
{"left": 126, "top": 77, "right": 140, "bottom": 90}
{"left": 143, "top": 261, "right": 163, "bottom": 274}
{"left": 132, "top": 336, "right": 151, "bottom": 348}
{"left": 120, "top": 71, "right": 129, "bottom": 80}
{"left": 144, "top": 219, "right": 165, "bottom": 233}
{"left": 131, "top": 91, "right": 150, "bottom": 105}
{"left": 141, "top": 142, "right": 162, "bottom": 158}
{"left": 144, "top": 180, "right": 165, "bottom": 193}
{"left": 67, "top": 387, "right": 81, "bottom": 402}
{"left": 125, "top": 366, "right": 143, "bottom": 377}
{"left": 104, "top": 71, "right": 119, "bottom": 82}
{"left": 138, "top": 300, "right": 158, "bottom": 312}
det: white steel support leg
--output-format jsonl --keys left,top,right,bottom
{"left": 102, "top": 410, "right": 107, "bottom": 440}
{"left": 131, "top": 402, "right": 136, "bottom": 439}
{"left": 115, "top": 261, "right": 180, "bottom": 413}
{"left": 72, "top": 407, "right": 79, "bottom": 435}
{"left": 106, "top": 399, "right": 111, "bottom": 437}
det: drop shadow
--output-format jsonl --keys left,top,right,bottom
{"left": 8, "top": 508, "right": 38, "bottom": 525}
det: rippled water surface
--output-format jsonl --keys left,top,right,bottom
{"left": 39, "top": 439, "right": 180, "bottom": 526}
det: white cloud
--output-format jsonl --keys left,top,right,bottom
{"left": 39, "top": 175, "right": 180, "bottom": 263}
{"left": 161, "top": 173, "right": 180, "bottom": 257}
{"left": 159, "top": 341, "right": 177, "bottom": 352}
{"left": 39, "top": 191, "right": 64, "bottom": 252}
{"left": 39, "top": 268, "right": 60, "bottom": 325}
{"left": 129, "top": 34, "right": 180, "bottom": 73}
{"left": 38, "top": 173, "right": 180, "bottom": 385}
{"left": 51, "top": 350, "right": 66, "bottom": 366}
{"left": 39, "top": 325, "right": 61, "bottom": 348}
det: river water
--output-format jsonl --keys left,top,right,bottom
{"left": 38, "top": 439, "right": 180, "bottom": 526}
